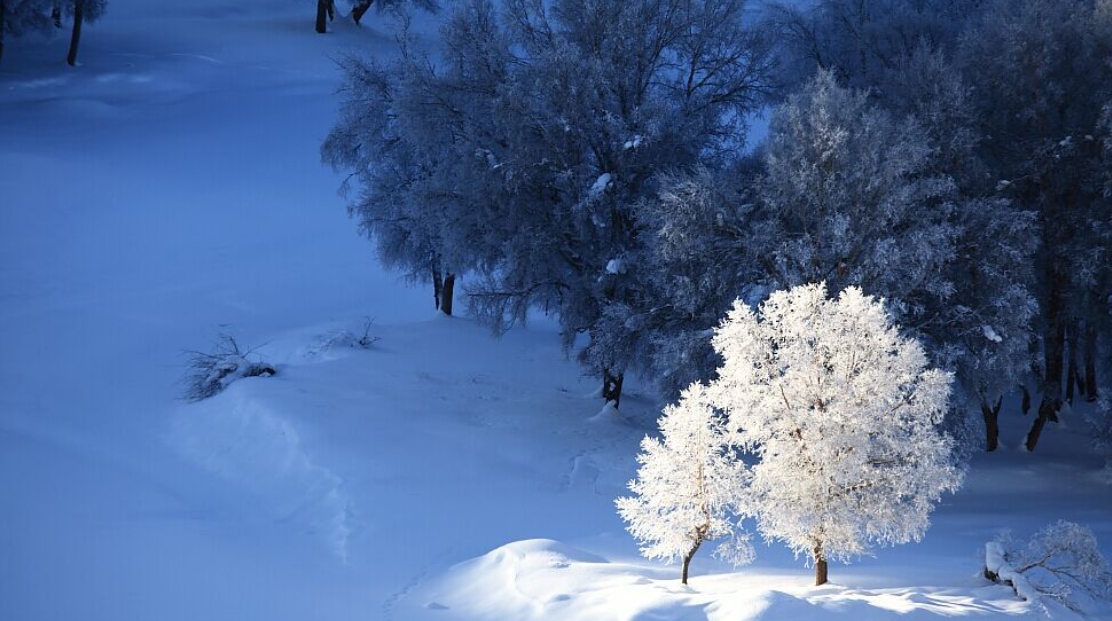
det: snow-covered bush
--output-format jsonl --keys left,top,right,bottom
{"left": 183, "top": 335, "right": 275, "bottom": 401}
{"left": 616, "top": 384, "right": 753, "bottom": 584}
{"left": 985, "top": 521, "right": 1112, "bottom": 612}
{"left": 312, "top": 318, "right": 380, "bottom": 355}
{"left": 705, "top": 283, "right": 963, "bottom": 585}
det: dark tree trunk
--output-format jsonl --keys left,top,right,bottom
{"left": 1085, "top": 324, "right": 1099, "bottom": 402}
{"left": 1066, "top": 323, "right": 1079, "bottom": 405}
{"left": 52, "top": 4, "right": 61, "bottom": 28}
{"left": 1020, "top": 384, "right": 1031, "bottom": 416}
{"left": 602, "top": 369, "right": 624, "bottom": 407}
{"left": 432, "top": 269, "right": 444, "bottom": 311}
{"left": 1026, "top": 413, "right": 1050, "bottom": 453}
{"left": 315, "top": 0, "right": 329, "bottom": 33}
{"left": 680, "top": 537, "right": 704, "bottom": 585}
{"left": 814, "top": 547, "right": 828, "bottom": 586}
{"left": 982, "top": 397, "right": 1002, "bottom": 452}
{"left": 0, "top": 1, "right": 6, "bottom": 66}
{"left": 66, "top": 0, "right": 84, "bottom": 67}
{"left": 1028, "top": 278, "right": 1065, "bottom": 451}
{"left": 440, "top": 273, "right": 456, "bottom": 316}
{"left": 326, "top": 0, "right": 335, "bottom": 21}
{"left": 352, "top": 0, "right": 373, "bottom": 24}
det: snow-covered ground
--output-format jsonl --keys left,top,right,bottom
{"left": 2, "top": 2, "right": 1110, "bottom": 620}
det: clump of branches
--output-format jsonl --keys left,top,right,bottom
{"left": 351, "top": 317, "right": 380, "bottom": 349}
{"left": 312, "top": 317, "right": 381, "bottom": 355}
{"left": 985, "top": 521, "right": 1112, "bottom": 613}
{"left": 183, "top": 335, "right": 275, "bottom": 401}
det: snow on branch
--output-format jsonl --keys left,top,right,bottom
{"left": 984, "top": 521, "right": 1112, "bottom": 613}
{"left": 183, "top": 335, "right": 275, "bottom": 401}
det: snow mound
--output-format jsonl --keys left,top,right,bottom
{"left": 400, "top": 540, "right": 1041, "bottom": 621}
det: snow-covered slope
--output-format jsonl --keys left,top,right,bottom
{"left": 2, "top": 2, "right": 1110, "bottom": 620}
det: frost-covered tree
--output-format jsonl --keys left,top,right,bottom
{"left": 616, "top": 384, "right": 753, "bottom": 584}
{"left": 754, "top": 71, "right": 955, "bottom": 301}
{"left": 705, "top": 283, "right": 963, "bottom": 585}
{"left": 638, "top": 71, "right": 1036, "bottom": 456}
{"left": 469, "top": 0, "right": 772, "bottom": 406}
{"left": 636, "top": 162, "right": 766, "bottom": 400}
{"left": 959, "top": 0, "right": 1112, "bottom": 450}
{"left": 322, "top": 1, "right": 511, "bottom": 315}
{"left": 764, "top": 0, "right": 984, "bottom": 93}
{"left": 752, "top": 71, "right": 1037, "bottom": 452}
{"left": 324, "top": 0, "right": 773, "bottom": 402}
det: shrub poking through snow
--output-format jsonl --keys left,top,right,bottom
{"left": 616, "top": 384, "right": 754, "bottom": 584}
{"left": 985, "top": 521, "right": 1112, "bottom": 613}
{"left": 311, "top": 317, "right": 381, "bottom": 355}
{"left": 183, "top": 335, "right": 275, "bottom": 401}
{"left": 705, "top": 283, "right": 963, "bottom": 586}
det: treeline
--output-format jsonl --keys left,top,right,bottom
{"left": 322, "top": 0, "right": 1112, "bottom": 455}
{"left": 313, "top": 0, "right": 438, "bottom": 34}
{"left": 0, "top": 0, "right": 439, "bottom": 65}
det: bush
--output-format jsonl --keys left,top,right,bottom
{"left": 309, "top": 318, "right": 380, "bottom": 357}
{"left": 183, "top": 335, "right": 275, "bottom": 401}
{"left": 985, "top": 520, "right": 1112, "bottom": 612}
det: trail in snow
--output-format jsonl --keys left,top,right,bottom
{"left": 169, "top": 390, "right": 354, "bottom": 561}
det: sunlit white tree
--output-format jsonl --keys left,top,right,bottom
{"left": 706, "top": 283, "right": 963, "bottom": 585}
{"left": 616, "top": 384, "right": 753, "bottom": 584}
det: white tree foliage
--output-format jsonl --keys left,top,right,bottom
{"left": 616, "top": 384, "right": 753, "bottom": 581}
{"left": 705, "top": 283, "right": 963, "bottom": 574}
{"left": 986, "top": 521, "right": 1112, "bottom": 613}
{"left": 752, "top": 71, "right": 1035, "bottom": 452}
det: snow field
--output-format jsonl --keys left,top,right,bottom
{"left": 2, "top": 1, "right": 1111, "bottom": 620}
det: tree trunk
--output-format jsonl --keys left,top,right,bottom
{"left": 814, "top": 547, "right": 828, "bottom": 586}
{"left": 352, "top": 0, "right": 373, "bottom": 24}
{"left": 1020, "top": 384, "right": 1031, "bottom": 416}
{"left": 1026, "top": 413, "right": 1050, "bottom": 453}
{"left": 602, "top": 369, "right": 624, "bottom": 407}
{"left": 982, "top": 397, "right": 1002, "bottom": 452}
{"left": 1066, "top": 323, "right": 1079, "bottom": 405}
{"left": 1085, "top": 324, "right": 1099, "bottom": 402}
{"left": 52, "top": 4, "right": 61, "bottom": 28}
{"left": 440, "top": 273, "right": 456, "bottom": 316}
{"left": 680, "top": 537, "right": 704, "bottom": 585}
{"left": 1028, "top": 278, "right": 1065, "bottom": 451}
{"left": 0, "top": 1, "right": 6, "bottom": 66}
{"left": 315, "top": 0, "right": 328, "bottom": 33}
{"left": 66, "top": 0, "right": 84, "bottom": 67}
{"left": 432, "top": 269, "right": 444, "bottom": 311}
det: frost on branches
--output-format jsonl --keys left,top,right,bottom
{"left": 616, "top": 384, "right": 753, "bottom": 585}
{"left": 706, "top": 283, "right": 963, "bottom": 585}
{"left": 985, "top": 521, "right": 1112, "bottom": 613}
